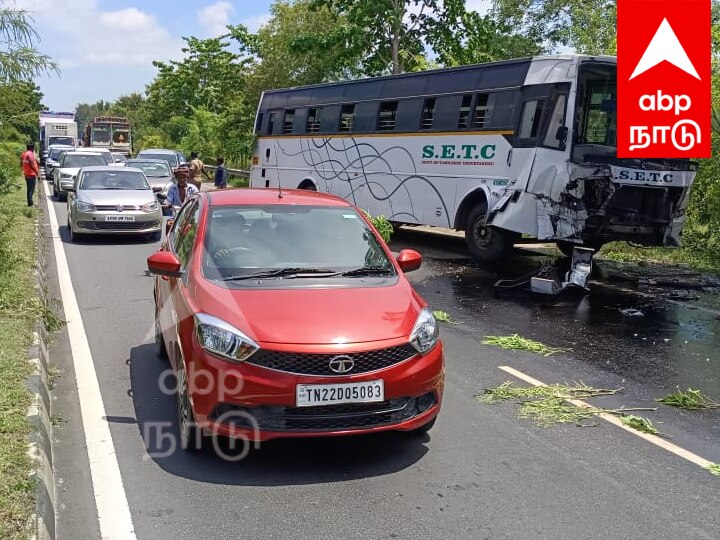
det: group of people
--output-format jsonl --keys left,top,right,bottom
{"left": 20, "top": 144, "right": 228, "bottom": 209}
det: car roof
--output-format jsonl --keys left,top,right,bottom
{"left": 127, "top": 158, "right": 169, "bottom": 164}
{"left": 81, "top": 166, "right": 144, "bottom": 172}
{"left": 64, "top": 151, "right": 107, "bottom": 156}
{"left": 137, "top": 149, "right": 178, "bottom": 155}
{"left": 206, "top": 188, "right": 351, "bottom": 207}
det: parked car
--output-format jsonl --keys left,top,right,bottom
{"left": 44, "top": 144, "right": 75, "bottom": 180}
{"left": 147, "top": 188, "right": 444, "bottom": 451}
{"left": 136, "top": 148, "right": 188, "bottom": 178}
{"left": 111, "top": 152, "right": 128, "bottom": 165}
{"left": 124, "top": 158, "right": 173, "bottom": 194}
{"left": 82, "top": 147, "right": 116, "bottom": 166}
{"left": 53, "top": 151, "right": 108, "bottom": 201}
{"left": 66, "top": 166, "right": 163, "bottom": 242}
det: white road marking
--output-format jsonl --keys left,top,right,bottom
{"left": 43, "top": 183, "right": 136, "bottom": 539}
{"left": 499, "top": 365, "right": 714, "bottom": 471}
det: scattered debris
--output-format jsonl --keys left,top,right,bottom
{"left": 619, "top": 308, "right": 644, "bottom": 317}
{"left": 432, "top": 310, "right": 456, "bottom": 324}
{"left": 707, "top": 463, "right": 720, "bottom": 476}
{"left": 478, "top": 382, "right": 657, "bottom": 428}
{"left": 658, "top": 388, "right": 720, "bottom": 410}
{"left": 619, "top": 414, "right": 659, "bottom": 435}
{"left": 495, "top": 247, "right": 595, "bottom": 295}
{"left": 482, "top": 334, "right": 570, "bottom": 356}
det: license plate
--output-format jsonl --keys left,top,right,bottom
{"left": 296, "top": 380, "right": 384, "bottom": 407}
{"left": 105, "top": 215, "right": 135, "bottom": 222}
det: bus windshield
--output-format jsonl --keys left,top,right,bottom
{"left": 49, "top": 136, "right": 74, "bottom": 147}
{"left": 573, "top": 62, "right": 617, "bottom": 162}
{"left": 92, "top": 126, "right": 111, "bottom": 144}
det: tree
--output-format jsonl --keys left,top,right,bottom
{"left": 492, "top": 0, "right": 616, "bottom": 55}
{"left": 0, "top": 2, "right": 57, "bottom": 82}
{"left": 0, "top": 81, "right": 43, "bottom": 142}
{"left": 75, "top": 100, "right": 112, "bottom": 139}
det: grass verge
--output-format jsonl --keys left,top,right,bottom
{"left": 599, "top": 241, "right": 720, "bottom": 274}
{"left": 0, "top": 177, "right": 41, "bottom": 539}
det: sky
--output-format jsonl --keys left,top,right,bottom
{"left": 14, "top": 0, "right": 490, "bottom": 112}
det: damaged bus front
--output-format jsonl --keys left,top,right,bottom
{"left": 490, "top": 57, "right": 696, "bottom": 257}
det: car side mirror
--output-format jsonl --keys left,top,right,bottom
{"left": 147, "top": 251, "right": 183, "bottom": 277}
{"left": 396, "top": 249, "right": 422, "bottom": 272}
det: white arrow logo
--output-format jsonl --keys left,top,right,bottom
{"left": 630, "top": 18, "right": 700, "bottom": 80}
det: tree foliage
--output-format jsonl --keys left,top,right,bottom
{"left": 492, "top": 0, "right": 616, "bottom": 54}
{"left": 0, "top": 81, "right": 43, "bottom": 142}
{"left": 0, "top": 3, "right": 57, "bottom": 82}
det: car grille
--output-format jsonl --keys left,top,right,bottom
{"left": 246, "top": 344, "right": 417, "bottom": 376}
{"left": 77, "top": 220, "right": 159, "bottom": 231}
{"left": 210, "top": 394, "right": 435, "bottom": 432}
{"left": 94, "top": 205, "right": 141, "bottom": 211}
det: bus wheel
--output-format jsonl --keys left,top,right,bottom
{"left": 298, "top": 180, "right": 317, "bottom": 191}
{"left": 465, "top": 205, "right": 513, "bottom": 263}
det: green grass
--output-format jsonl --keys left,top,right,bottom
{"left": 0, "top": 176, "right": 41, "bottom": 539}
{"left": 599, "top": 242, "right": 720, "bottom": 274}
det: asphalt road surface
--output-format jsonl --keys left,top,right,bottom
{"left": 43, "top": 185, "right": 720, "bottom": 540}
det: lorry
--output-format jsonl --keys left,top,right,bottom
{"left": 82, "top": 116, "right": 132, "bottom": 157}
{"left": 39, "top": 112, "right": 78, "bottom": 164}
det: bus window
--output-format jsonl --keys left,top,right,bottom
{"left": 518, "top": 99, "right": 545, "bottom": 139}
{"left": 420, "top": 98, "right": 435, "bottom": 130}
{"left": 377, "top": 101, "right": 398, "bottom": 131}
{"left": 267, "top": 110, "right": 281, "bottom": 135}
{"left": 255, "top": 113, "right": 264, "bottom": 134}
{"left": 306, "top": 108, "right": 321, "bottom": 133}
{"left": 457, "top": 95, "right": 472, "bottom": 129}
{"left": 282, "top": 109, "right": 295, "bottom": 134}
{"left": 471, "top": 94, "right": 489, "bottom": 129}
{"left": 339, "top": 104, "right": 356, "bottom": 132}
{"left": 543, "top": 95, "right": 568, "bottom": 149}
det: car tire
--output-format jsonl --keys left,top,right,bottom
{"left": 177, "top": 369, "right": 209, "bottom": 452}
{"left": 155, "top": 307, "right": 168, "bottom": 359}
{"left": 465, "top": 204, "right": 514, "bottom": 263}
{"left": 69, "top": 224, "right": 82, "bottom": 243}
{"left": 150, "top": 231, "right": 162, "bottom": 242}
{"left": 409, "top": 417, "right": 436, "bottom": 435}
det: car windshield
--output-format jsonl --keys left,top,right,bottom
{"left": 139, "top": 153, "right": 178, "bottom": 167}
{"left": 49, "top": 148, "right": 71, "bottom": 160}
{"left": 79, "top": 170, "right": 150, "bottom": 190}
{"left": 202, "top": 205, "right": 395, "bottom": 280}
{"left": 62, "top": 154, "right": 107, "bottom": 168}
{"left": 127, "top": 161, "right": 170, "bottom": 177}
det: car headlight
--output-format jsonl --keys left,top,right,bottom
{"left": 142, "top": 201, "right": 159, "bottom": 213}
{"left": 75, "top": 201, "right": 96, "bottom": 212}
{"left": 195, "top": 313, "right": 259, "bottom": 363}
{"left": 60, "top": 173, "right": 72, "bottom": 179}
{"left": 409, "top": 307, "right": 439, "bottom": 354}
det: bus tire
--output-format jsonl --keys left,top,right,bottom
{"left": 465, "top": 205, "right": 514, "bottom": 263}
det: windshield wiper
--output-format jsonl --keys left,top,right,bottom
{"left": 341, "top": 266, "right": 394, "bottom": 277}
{"left": 222, "top": 267, "right": 340, "bottom": 281}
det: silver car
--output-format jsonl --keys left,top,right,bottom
{"left": 53, "top": 151, "right": 108, "bottom": 201}
{"left": 124, "top": 158, "right": 174, "bottom": 194}
{"left": 67, "top": 166, "right": 163, "bottom": 242}
{"left": 44, "top": 145, "right": 75, "bottom": 180}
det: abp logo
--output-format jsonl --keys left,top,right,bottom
{"left": 617, "top": 0, "right": 711, "bottom": 158}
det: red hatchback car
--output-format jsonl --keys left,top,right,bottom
{"left": 148, "top": 188, "right": 444, "bottom": 451}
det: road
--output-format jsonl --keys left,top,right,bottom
{"left": 42, "top": 183, "right": 720, "bottom": 540}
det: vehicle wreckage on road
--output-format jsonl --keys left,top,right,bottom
{"left": 250, "top": 54, "right": 696, "bottom": 264}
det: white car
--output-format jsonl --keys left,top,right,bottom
{"left": 53, "top": 151, "right": 108, "bottom": 201}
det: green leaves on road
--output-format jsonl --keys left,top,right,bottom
{"left": 482, "top": 334, "right": 570, "bottom": 356}
{"left": 658, "top": 388, "right": 720, "bottom": 410}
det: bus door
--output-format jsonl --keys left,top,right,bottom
{"left": 521, "top": 84, "right": 572, "bottom": 239}
{"left": 260, "top": 110, "right": 282, "bottom": 190}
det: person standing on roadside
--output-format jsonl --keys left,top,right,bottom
{"left": 20, "top": 142, "right": 40, "bottom": 207}
{"left": 188, "top": 151, "right": 211, "bottom": 190}
{"left": 213, "top": 157, "right": 228, "bottom": 189}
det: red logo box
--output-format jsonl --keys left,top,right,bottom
{"left": 617, "top": 0, "right": 711, "bottom": 158}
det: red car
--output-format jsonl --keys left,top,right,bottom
{"left": 147, "top": 188, "right": 444, "bottom": 451}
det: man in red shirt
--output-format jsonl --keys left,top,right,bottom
{"left": 20, "top": 142, "right": 40, "bottom": 207}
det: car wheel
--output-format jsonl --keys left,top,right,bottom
{"left": 59, "top": 191, "right": 67, "bottom": 202}
{"left": 409, "top": 417, "right": 436, "bottom": 435}
{"left": 154, "top": 307, "right": 168, "bottom": 359}
{"left": 52, "top": 183, "right": 58, "bottom": 200}
{"left": 150, "top": 231, "right": 162, "bottom": 242}
{"left": 177, "top": 368, "right": 208, "bottom": 452}
{"left": 69, "top": 223, "right": 82, "bottom": 243}
{"left": 465, "top": 204, "right": 514, "bottom": 263}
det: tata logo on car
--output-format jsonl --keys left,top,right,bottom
{"left": 422, "top": 144, "right": 496, "bottom": 162}
{"left": 328, "top": 355, "right": 354, "bottom": 374}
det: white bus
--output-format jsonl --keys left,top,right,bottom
{"left": 250, "top": 55, "right": 696, "bottom": 262}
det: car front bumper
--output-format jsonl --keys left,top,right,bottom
{"left": 72, "top": 209, "right": 163, "bottom": 234}
{"left": 184, "top": 336, "right": 445, "bottom": 442}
